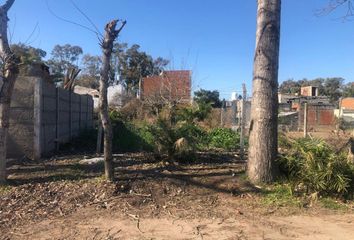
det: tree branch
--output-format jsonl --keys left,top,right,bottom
{"left": 1, "top": 0, "right": 15, "bottom": 12}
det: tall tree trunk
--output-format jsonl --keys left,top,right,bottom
{"left": 99, "top": 20, "right": 125, "bottom": 181}
{"left": 0, "top": 0, "right": 18, "bottom": 184}
{"left": 247, "top": 0, "right": 281, "bottom": 183}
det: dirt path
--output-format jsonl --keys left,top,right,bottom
{"left": 6, "top": 209, "right": 354, "bottom": 240}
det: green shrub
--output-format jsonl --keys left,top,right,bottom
{"left": 148, "top": 117, "right": 208, "bottom": 161}
{"left": 110, "top": 110, "right": 154, "bottom": 152}
{"left": 208, "top": 128, "right": 240, "bottom": 151}
{"left": 176, "top": 102, "right": 212, "bottom": 123}
{"left": 175, "top": 122, "right": 208, "bottom": 150}
{"left": 278, "top": 136, "right": 354, "bottom": 198}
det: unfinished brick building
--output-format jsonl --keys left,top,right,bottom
{"left": 141, "top": 70, "right": 191, "bottom": 103}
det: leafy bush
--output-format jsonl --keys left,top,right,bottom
{"left": 109, "top": 110, "right": 154, "bottom": 152}
{"left": 149, "top": 117, "right": 208, "bottom": 161}
{"left": 278, "top": 136, "right": 354, "bottom": 198}
{"left": 176, "top": 102, "right": 212, "bottom": 123}
{"left": 175, "top": 122, "right": 208, "bottom": 150}
{"left": 208, "top": 128, "right": 240, "bottom": 151}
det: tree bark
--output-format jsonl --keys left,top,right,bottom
{"left": 99, "top": 20, "right": 125, "bottom": 181}
{"left": 0, "top": 0, "right": 18, "bottom": 184}
{"left": 247, "top": 0, "right": 281, "bottom": 183}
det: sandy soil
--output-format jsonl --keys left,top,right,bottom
{"left": 6, "top": 209, "right": 354, "bottom": 240}
{"left": 1, "top": 152, "right": 353, "bottom": 240}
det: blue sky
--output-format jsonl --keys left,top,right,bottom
{"left": 8, "top": 0, "right": 354, "bottom": 99}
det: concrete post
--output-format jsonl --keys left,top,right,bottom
{"left": 69, "top": 91, "right": 72, "bottom": 140}
{"left": 240, "top": 84, "right": 247, "bottom": 160}
{"left": 33, "top": 78, "right": 42, "bottom": 160}
{"left": 55, "top": 88, "right": 59, "bottom": 151}
{"left": 304, "top": 102, "right": 308, "bottom": 138}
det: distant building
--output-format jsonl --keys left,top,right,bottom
{"left": 74, "top": 83, "right": 128, "bottom": 109}
{"left": 74, "top": 86, "right": 99, "bottom": 109}
{"left": 335, "top": 97, "right": 354, "bottom": 125}
{"left": 340, "top": 97, "right": 354, "bottom": 110}
{"left": 141, "top": 70, "right": 191, "bottom": 103}
{"left": 278, "top": 93, "right": 296, "bottom": 104}
{"left": 301, "top": 86, "right": 319, "bottom": 97}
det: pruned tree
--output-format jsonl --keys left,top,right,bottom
{"left": 63, "top": 67, "right": 81, "bottom": 91}
{"left": 248, "top": 0, "right": 281, "bottom": 183}
{"left": 0, "top": 0, "right": 18, "bottom": 184}
{"left": 99, "top": 19, "right": 126, "bottom": 181}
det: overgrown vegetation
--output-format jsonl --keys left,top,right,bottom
{"left": 278, "top": 136, "right": 354, "bottom": 199}
{"left": 107, "top": 101, "right": 242, "bottom": 160}
{"left": 208, "top": 128, "right": 240, "bottom": 151}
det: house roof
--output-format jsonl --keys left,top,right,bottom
{"left": 341, "top": 97, "right": 354, "bottom": 110}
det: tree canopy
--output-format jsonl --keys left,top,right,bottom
{"left": 46, "top": 44, "right": 83, "bottom": 84}
{"left": 77, "top": 54, "right": 102, "bottom": 89}
{"left": 10, "top": 43, "right": 46, "bottom": 65}
{"left": 111, "top": 43, "right": 169, "bottom": 91}
{"left": 279, "top": 77, "right": 349, "bottom": 103}
{"left": 193, "top": 89, "right": 222, "bottom": 108}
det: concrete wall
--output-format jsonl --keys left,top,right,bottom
{"left": 298, "top": 104, "right": 335, "bottom": 130}
{"left": 8, "top": 76, "right": 36, "bottom": 159}
{"left": 8, "top": 68, "right": 94, "bottom": 160}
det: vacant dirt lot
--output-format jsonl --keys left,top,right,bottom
{"left": 1, "top": 152, "right": 353, "bottom": 240}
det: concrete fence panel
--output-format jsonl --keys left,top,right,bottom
{"left": 8, "top": 74, "right": 94, "bottom": 160}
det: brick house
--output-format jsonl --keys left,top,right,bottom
{"left": 141, "top": 70, "right": 191, "bottom": 103}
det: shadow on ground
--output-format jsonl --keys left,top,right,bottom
{"left": 5, "top": 152, "right": 258, "bottom": 195}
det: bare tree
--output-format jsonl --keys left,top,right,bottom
{"left": 143, "top": 71, "right": 191, "bottom": 117}
{"left": 0, "top": 0, "right": 17, "bottom": 184}
{"left": 247, "top": 0, "right": 281, "bottom": 183}
{"left": 99, "top": 19, "right": 126, "bottom": 181}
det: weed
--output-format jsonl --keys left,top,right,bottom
{"left": 319, "top": 197, "right": 348, "bottom": 210}
{"left": 278, "top": 136, "right": 354, "bottom": 198}
{"left": 0, "top": 185, "right": 11, "bottom": 194}
{"left": 261, "top": 184, "right": 302, "bottom": 207}
{"left": 208, "top": 128, "right": 240, "bottom": 151}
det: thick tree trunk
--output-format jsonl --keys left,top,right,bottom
{"left": 0, "top": 0, "right": 18, "bottom": 184}
{"left": 99, "top": 20, "right": 125, "bottom": 181}
{"left": 247, "top": 0, "right": 281, "bottom": 183}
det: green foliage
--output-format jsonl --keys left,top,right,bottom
{"left": 147, "top": 107, "right": 207, "bottom": 160}
{"left": 342, "top": 82, "right": 354, "bottom": 98}
{"left": 11, "top": 43, "right": 46, "bottom": 64}
{"left": 279, "top": 77, "right": 345, "bottom": 104}
{"left": 176, "top": 102, "right": 212, "bottom": 123}
{"left": 262, "top": 184, "right": 302, "bottom": 207}
{"left": 77, "top": 54, "right": 102, "bottom": 89}
{"left": 110, "top": 110, "right": 154, "bottom": 152}
{"left": 320, "top": 198, "right": 348, "bottom": 210}
{"left": 278, "top": 137, "right": 354, "bottom": 198}
{"left": 208, "top": 128, "right": 240, "bottom": 151}
{"left": 194, "top": 89, "right": 222, "bottom": 108}
{"left": 111, "top": 43, "right": 169, "bottom": 91}
{"left": 47, "top": 44, "right": 83, "bottom": 84}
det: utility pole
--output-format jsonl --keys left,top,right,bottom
{"left": 240, "top": 83, "right": 247, "bottom": 160}
{"left": 303, "top": 102, "right": 308, "bottom": 138}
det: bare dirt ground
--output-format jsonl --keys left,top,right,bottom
{"left": 1, "top": 152, "right": 353, "bottom": 240}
